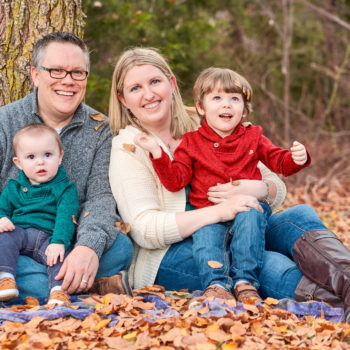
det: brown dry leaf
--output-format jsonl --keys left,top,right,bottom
{"left": 264, "top": 297, "right": 279, "bottom": 305}
{"left": 123, "top": 143, "right": 136, "bottom": 152}
{"left": 84, "top": 211, "right": 90, "bottom": 217}
{"left": 26, "top": 316, "right": 45, "bottom": 330}
{"left": 230, "top": 178, "right": 240, "bottom": 186}
{"left": 94, "top": 122, "right": 104, "bottom": 131}
{"left": 25, "top": 296, "right": 40, "bottom": 306}
{"left": 207, "top": 260, "right": 223, "bottom": 269}
{"left": 72, "top": 215, "right": 78, "bottom": 225}
{"left": 132, "top": 300, "right": 155, "bottom": 310}
{"left": 230, "top": 321, "right": 247, "bottom": 336}
{"left": 105, "top": 337, "right": 136, "bottom": 349}
{"left": 116, "top": 220, "right": 131, "bottom": 234}
{"left": 90, "top": 113, "right": 105, "bottom": 122}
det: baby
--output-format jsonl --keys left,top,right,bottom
{"left": 0, "top": 123, "right": 79, "bottom": 305}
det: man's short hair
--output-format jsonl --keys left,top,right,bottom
{"left": 31, "top": 32, "right": 90, "bottom": 72}
{"left": 13, "top": 123, "right": 63, "bottom": 156}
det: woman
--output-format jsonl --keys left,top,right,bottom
{"left": 108, "top": 48, "right": 350, "bottom": 311}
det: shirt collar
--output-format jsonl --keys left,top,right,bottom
{"left": 198, "top": 119, "right": 246, "bottom": 142}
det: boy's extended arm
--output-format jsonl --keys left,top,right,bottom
{"left": 258, "top": 135, "right": 311, "bottom": 176}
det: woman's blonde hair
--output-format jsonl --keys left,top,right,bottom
{"left": 193, "top": 67, "right": 253, "bottom": 115}
{"left": 109, "top": 47, "right": 198, "bottom": 138}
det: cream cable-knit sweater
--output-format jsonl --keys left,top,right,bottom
{"left": 109, "top": 125, "right": 286, "bottom": 289}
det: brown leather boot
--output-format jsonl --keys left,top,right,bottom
{"left": 293, "top": 229, "right": 350, "bottom": 310}
{"left": 88, "top": 270, "right": 132, "bottom": 296}
{"left": 294, "top": 275, "right": 344, "bottom": 308}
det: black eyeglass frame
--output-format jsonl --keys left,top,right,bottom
{"left": 39, "top": 66, "right": 89, "bottom": 81}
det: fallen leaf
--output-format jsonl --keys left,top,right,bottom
{"left": 72, "top": 215, "right": 78, "bottom": 225}
{"left": 123, "top": 143, "right": 136, "bottom": 152}
{"left": 25, "top": 296, "right": 40, "bottom": 306}
{"left": 84, "top": 211, "right": 90, "bottom": 217}
{"left": 230, "top": 178, "right": 240, "bottom": 186}
{"left": 207, "top": 260, "right": 223, "bottom": 268}
{"left": 90, "top": 113, "right": 105, "bottom": 121}
{"left": 116, "top": 220, "right": 131, "bottom": 234}
{"left": 94, "top": 122, "right": 104, "bottom": 131}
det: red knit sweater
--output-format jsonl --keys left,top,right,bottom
{"left": 151, "top": 120, "right": 311, "bottom": 208}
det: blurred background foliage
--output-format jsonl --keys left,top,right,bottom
{"left": 83, "top": 0, "right": 350, "bottom": 184}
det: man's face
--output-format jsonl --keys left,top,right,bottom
{"left": 31, "top": 42, "right": 87, "bottom": 126}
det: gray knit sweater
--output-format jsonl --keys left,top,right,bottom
{"left": 0, "top": 90, "right": 120, "bottom": 258}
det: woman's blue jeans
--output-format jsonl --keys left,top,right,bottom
{"left": 15, "top": 232, "right": 133, "bottom": 298}
{"left": 155, "top": 204, "right": 327, "bottom": 299}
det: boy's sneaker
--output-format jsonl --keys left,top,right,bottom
{"left": 0, "top": 277, "right": 19, "bottom": 301}
{"left": 189, "top": 284, "right": 235, "bottom": 308}
{"left": 234, "top": 282, "right": 263, "bottom": 304}
{"left": 48, "top": 290, "right": 70, "bottom": 305}
{"left": 202, "top": 284, "right": 236, "bottom": 300}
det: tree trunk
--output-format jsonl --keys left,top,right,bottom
{"left": 0, "top": 0, "right": 85, "bottom": 107}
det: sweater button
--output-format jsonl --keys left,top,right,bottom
{"left": 23, "top": 187, "right": 28, "bottom": 193}
{"left": 214, "top": 142, "right": 219, "bottom": 148}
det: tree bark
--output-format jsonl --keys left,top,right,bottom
{"left": 0, "top": 0, "right": 85, "bottom": 107}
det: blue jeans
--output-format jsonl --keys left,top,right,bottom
{"left": 192, "top": 202, "right": 271, "bottom": 290}
{"left": 0, "top": 227, "right": 70, "bottom": 290}
{"left": 15, "top": 232, "right": 133, "bottom": 298}
{"left": 156, "top": 204, "right": 326, "bottom": 299}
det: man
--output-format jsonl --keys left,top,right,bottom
{"left": 0, "top": 32, "right": 133, "bottom": 298}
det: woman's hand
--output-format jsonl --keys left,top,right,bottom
{"left": 213, "top": 194, "right": 263, "bottom": 222}
{"left": 208, "top": 180, "right": 268, "bottom": 204}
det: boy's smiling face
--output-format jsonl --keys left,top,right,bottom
{"left": 196, "top": 88, "right": 247, "bottom": 138}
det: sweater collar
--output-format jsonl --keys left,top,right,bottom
{"left": 198, "top": 119, "right": 246, "bottom": 142}
{"left": 17, "top": 167, "right": 67, "bottom": 187}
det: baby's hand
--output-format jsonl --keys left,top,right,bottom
{"left": 134, "top": 132, "right": 162, "bottom": 158}
{"left": 45, "top": 243, "right": 65, "bottom": 266}
{"left": 291, "top": 141, "right": 307, "bottom": 165}
{"left": 0, "top": 217, "right": 15, "bottom": 233}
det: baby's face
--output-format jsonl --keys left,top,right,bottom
{"left": 197, "top": 88, "right": 247, "bottom": 138}
{"left": 13, "top": 132, "right": 63, "bottom": 184}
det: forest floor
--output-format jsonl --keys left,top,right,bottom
{"left": 0, "top": 184, "right": 349, "bottom": 349}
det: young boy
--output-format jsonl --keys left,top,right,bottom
{"left": 134, "top": 67, "right": 310, "bottom": 304}
{"left": 0, "top": 123, "right": 79, "bottom": 305}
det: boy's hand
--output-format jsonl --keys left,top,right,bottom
{"left": 45, "top": 243, "right": 65, "bottom": 266}
{"left": 291, "top": 141, "right": 308, "bottom": 165}
{"left": 0, "top": 217, "right": 15, "bottom": 233}
{"left": 134, "top": 133, "right": 162, "bottom": 159}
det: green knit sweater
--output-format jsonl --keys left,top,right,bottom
{"left": 0, "top": 167, "right": 79, "bottom": 249}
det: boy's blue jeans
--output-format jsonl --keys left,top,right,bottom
{"left": 156, "top": 204, "right": 328, "bottom": 299}
{"left": 0, "top": 227, "right": 70, "bottom": 290}
{"left": 192, "top": 202, "right": 271, "bottom": 291}
{"left": 14, "top": 231, "right": 133, "bottom": 299}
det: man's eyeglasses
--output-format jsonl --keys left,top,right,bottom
{"left": 39, "top": 66, "right": 89, "bottom": 81}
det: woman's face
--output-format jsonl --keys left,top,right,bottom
{"left": 119, "top": 64, "right": 176, "bottom": 131}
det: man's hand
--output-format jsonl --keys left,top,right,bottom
{"left": 55, "top": 246, "right": 99, "bottom": 294}
{"left": 0, "top": 217, "right": 15, "bottom": 233}
{"left": 45, "top": 243, "right": 65, "bottom": 266}
{"left": 291, "top": 140, "right": 307, "bottom": 165}
{"left": 134, "top": 133, "right": 162, "bottom": 158}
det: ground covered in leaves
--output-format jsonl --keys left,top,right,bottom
{"left": 0, "top": 185, "right": 349, "bottom": 349}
